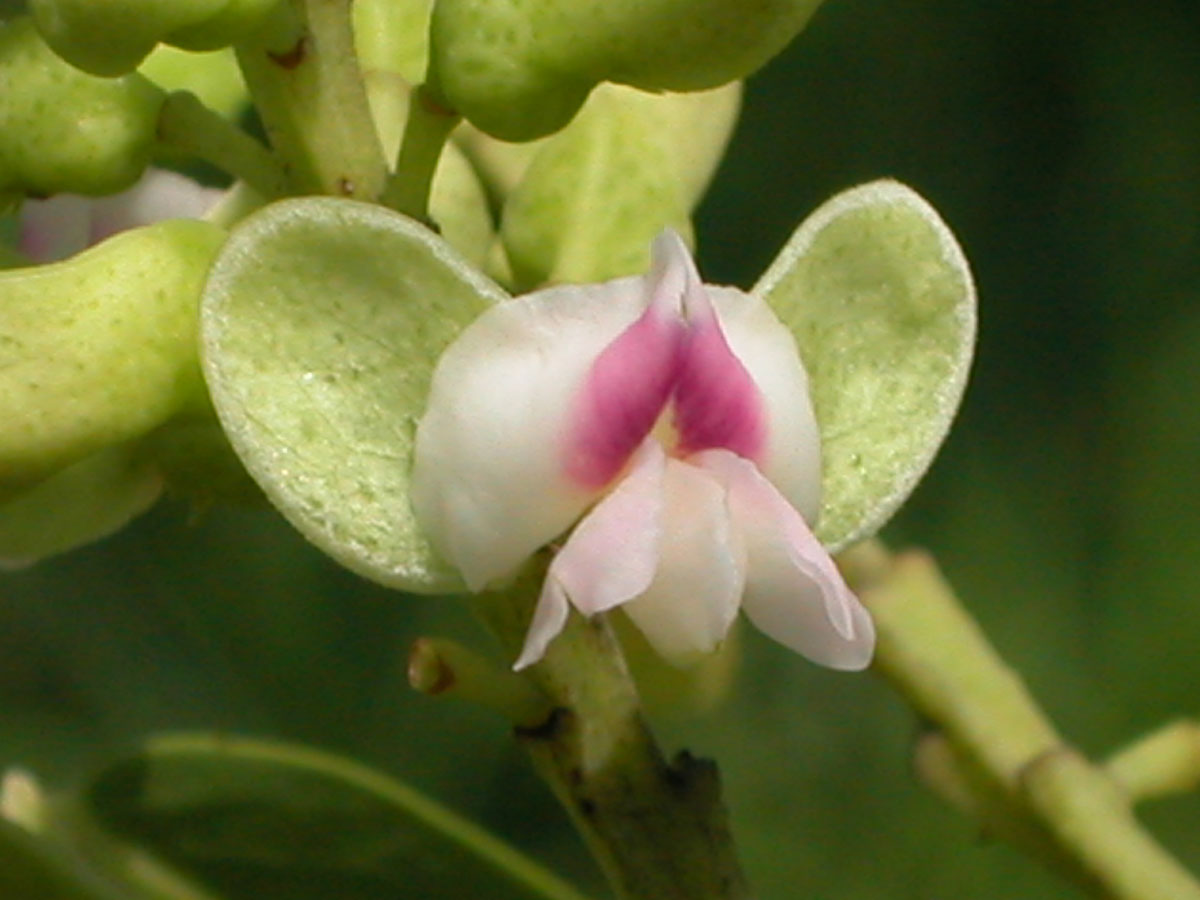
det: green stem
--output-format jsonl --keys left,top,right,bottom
{"left": 380, "top": 83, "right": 460, "bottom": 222}
{"left": 156, "top": 92, "right": 288, "bottom": 199}
{"left": 475, "top": 561, "right": 750, "bottom": 900}
{"left": 234, "top": 0, "right": 386, "bottom": 198}
{"left": 841, "top": 540, "right": 1200, "bottom": 900}
{"left": 1105, "top": 720, "right": 1200, "bottom": 803}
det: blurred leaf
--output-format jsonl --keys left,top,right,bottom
{"left": 754, "top": 180, "right": 976, "bottom": 551}
{"left": 0, "top": 818, "right": 124, "bottom": 900}
{"left": 86, "top": 734, "right": 589, "bottom": 900}
{"left": 201, "top": 197, "right": 504, "bottom": 593}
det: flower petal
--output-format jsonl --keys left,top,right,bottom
{"left": 412, "top": 275, "right": 652, "bottom": 589}
{"left": 670, "top": 234, "right": 768, "bottom": 462}
{"left": 708, "top": 286, "right": 823, "bottom": 524}
{"left": 696, "top": 449, "right": 874, "bottom": 670}
{"left": 514, "top": 440, "right": 666, "bottom": 669}
{"left": 621, "top": 457, "right": 745, "bottom": 665}
{"left": 564, "top": 238, "right": 687, "bottom": 488}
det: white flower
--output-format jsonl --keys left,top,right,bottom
{"left": 412, "top": 232, "right": 874, "bottom": 671}
{"left": 17, "top": 168, "right": 222, "bottom": 263}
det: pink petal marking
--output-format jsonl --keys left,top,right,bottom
{"left": 693, "top": 449, "right": 875, "bottom": 670}
{"left": 673, "top": 261, "right": 767, "bottom": 462}
{"left": 515, "top": 441, "right": 667, "bottom": 670}
{"left": 564, "top": 246, "right": 688, "bottom": 489}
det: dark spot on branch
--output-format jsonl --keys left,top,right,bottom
{"left": 578, "top": 796, "right": 597, "bottom": 818}
{"left": 514, "top": 706, "right": 572, "bottom": 741}
{"left": 268, "top": 36, "right": 308, "bottom": 70}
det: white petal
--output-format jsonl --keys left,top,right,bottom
{"left": 90, "top": 169, "right": 222, "bottom": 241}
{"left": 513, "top": 577, "right": 570, "bottom": 671}
{"left": 709, "top": 287, "right": 822, "bottom": 524}
{"left": 696, "top": 450, "right": 874, "bottom": 670}
{"left": 514, "top": 440, "right": 666, "bottom": 669}
{"left": 621, "top": 458, "right": 745, "bottom": 666}
{"left": 412, "top": 274, "right": 653, "bottom": 589}
{"left": 18, "top": 194, "right": 93, "bottom": 262}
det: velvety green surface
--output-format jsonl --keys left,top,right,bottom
{"left": 756, "top": 180, "right": 974, "bottom": 551}
{"left": 202, "top": 198, "right": 502, "bottom": 593}
{"left": 2, "top": 1, "right": 1199, "bottom": 899}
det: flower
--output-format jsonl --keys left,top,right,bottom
{"left": 17, "top": 168, "right": 221, "bottom": 263}
{"left": 412, "top": 231, "right": 874, "bottom": 671}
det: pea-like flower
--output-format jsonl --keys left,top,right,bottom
{"left": 412, "top": 232, "right": 874, "bottom": 671}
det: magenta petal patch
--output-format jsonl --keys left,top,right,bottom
{"left": 564, "top": 265, "right": 687, "bottom": 489}
{"left": 673, "top": 280, "right": 767, "bottom": 461}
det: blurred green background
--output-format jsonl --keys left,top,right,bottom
{"left": 3, "top": 0, "right": 1199, "bottom": 897}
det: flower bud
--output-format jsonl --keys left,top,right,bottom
{"left": 0, "top": 17, "right": 163, "bottom": 196}
{"left": 0, "top": 219, "right": 226, "bottom": 493}
{"left": 29, "top": 0, "right": 275, "bottom": 76}
{"left": 429, "top": 0, "right": 822, "bottom": 140}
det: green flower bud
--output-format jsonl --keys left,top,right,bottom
{"left": 429, "top": 0, "right": 821, "bottom": 140}
{"left": 499, "top": 82, "right": 740, "bottom": 287}
{"left": 0, "top": 17, "right": 163, "bottom": 196}
{"left": 0, "top": 219, "right": 226, "bottom": 494}
{"left": 29, "top": 0, "right": 275, "bottom": 76}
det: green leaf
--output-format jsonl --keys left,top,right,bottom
{"left": 0, "top": 218, "right": 227, "bottom": 493}
{"left": 85, "top": 734, "right": 591, "bottom": 900}
{"left": 0, "top": 819, "right": 124, "bottom": 900}
{"left": 0, "top": 443, "right": 162, "bottom": 568}
{"left": 754, "top": 180, "right": 976, "bottom": 550}
{"left": 201, "top": 197, "right": 504, "bottom": 593}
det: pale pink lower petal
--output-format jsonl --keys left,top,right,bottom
{"left": 546, "top": 440, "right": 666, "bottom": 616}
{"left": 513, "top": 576, "right": 571, "bottom": 671}
{"left": 621, "top": 458, "right": 745, "bottom": 666}
{"left": 513, "top": 441, "right": 667, "bottom": 669}
{"left": 696, "top": 450, "right": 874, "bottom": 670}
{"left": 412, "top": 276, "right": 654, "bottom": 590}
{"left": 708, "top": 287, "right": 822, "bottom": 524}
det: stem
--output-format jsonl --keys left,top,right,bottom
{"left": 380, "top": 83, "right": 460, "bottom": 223}
{"left": 156, "top": 92, "right": 289, "bottom": 199}
{"left": 841, "top": 540, "right": 1200, "bottom": 900}
{"left": 1105, "top": 721, "right": 1200, "bottom": 803}
{"left": 234, "top": 0, "right": 386, "bottom": 198}
{"left": 475, "top": 562, "right": 750, "bottom": 900}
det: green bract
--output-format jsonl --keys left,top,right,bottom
{"left": 429, "top": 0, "right": 822, "bottom": 140}
{"left": 0, "top": 16, "right": 163, "bottom": 196}
{"left": 29, "top": 0, "right": 276, "bottom": 76}
{"left": 499, "top": 82, "right": 740, "bottom": 288}
{"left": 755, "top": 180, "right": 977, "bottom": 550}
{"left": 201, "top": 198, "right": 502, "bottom": 593}
{"left": 0, "top": 219, "right": 226, "bottom": 493}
